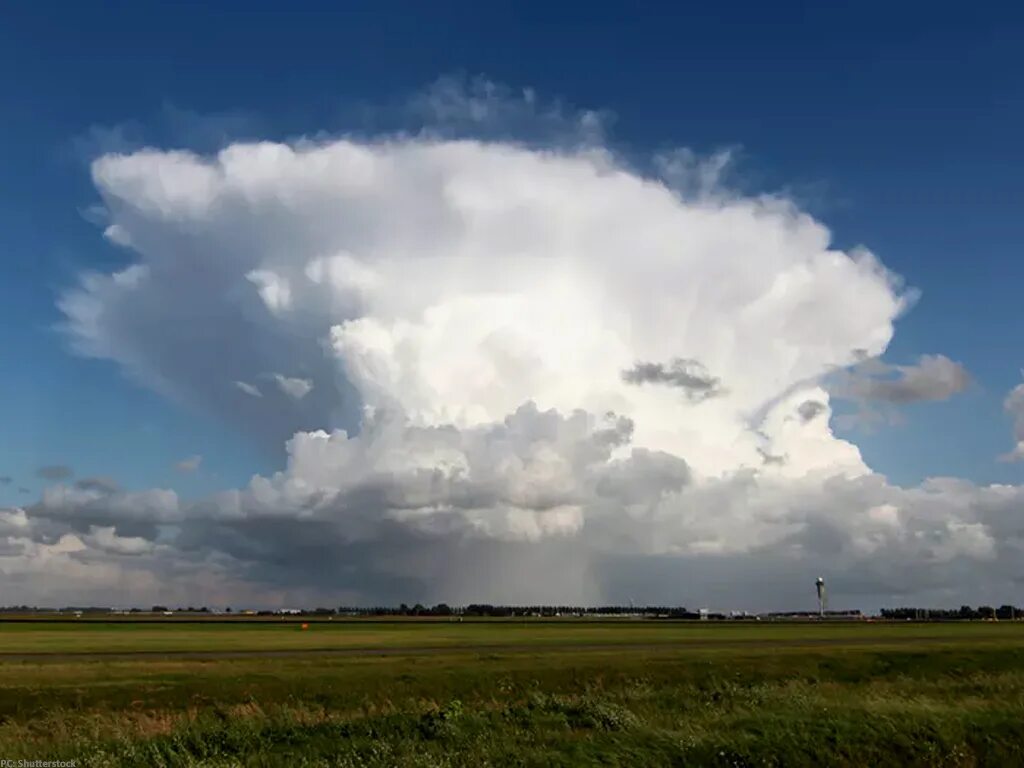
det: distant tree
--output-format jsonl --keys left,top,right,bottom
{"left": 151, "top": 605, "right": 168, "bottom": 613}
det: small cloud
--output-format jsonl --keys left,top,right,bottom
{"left": 74, "top": 476, "right": 119, "bottom": 494}
{"left": 246, "top": 269, "right": 292, "bottom": 314}
{"left": 175, "top": 455, "right": 202, "bottom": 473}
{"left": 103, "top": 224, "right": 132, "bottom": 247}
{"left": 234, "top": 380, "right": 263, "bottom": 398}
{"left": 622, "top": 358, "right": 725, "bottom": 402}
{"left": 797, "top": 400, "right": 827, "bottom": 423}
{"left": 36, "top": 465, "right": 73, "bottom": 481}
{"left": 0, "top": 476, "right": 12, "bottom": 485}
{"left": 17, "top": 487, "right": 30, "bottom": 495}
{"left": 274, "top": 374, "right": 313, "bottom": 400}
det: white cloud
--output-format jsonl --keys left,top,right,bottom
{"left": 103, "top": 223, "right": 132, "bottom": 247}
{"left": 247, "top": 270, "right": 292, "bottom": 314}
{"left": 87, "top": 525, "right": 153, "bottom": 556}
{"left": 64, "top": 128, "right": 912, "bottom": 469}
{"left": 16, "top": 82, "right": 1017, "bottom": 608}
{"left": 273, "top": 374, "right": 313, "bottom": 400}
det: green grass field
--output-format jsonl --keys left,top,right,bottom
{"left": 4, "top": 618, "right": 1021, "bottom": 655}
{"left": 2, "top": 619, "right": 1024, "bottom": 766}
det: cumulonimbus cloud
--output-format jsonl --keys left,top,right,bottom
{"left": 2, "top": 82, "right": 1015, "bottom": 609}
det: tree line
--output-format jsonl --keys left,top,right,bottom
{"left": 337, "top": 604, "right": 706, "bottom": 618}
{"left": 880, "top": 605, "right": 1020, "bottom": 620}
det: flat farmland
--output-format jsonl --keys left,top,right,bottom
{"left": 2, "top": 619, "right": 1024, "bottom": 766}
{"left": 2, "top": 617, "right": 1021, "bottom": 656}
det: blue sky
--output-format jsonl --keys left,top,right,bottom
{"left": 1, "top": 3, "right": 1022, "bottom": 513}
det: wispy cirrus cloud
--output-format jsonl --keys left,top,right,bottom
{"left": 234, "top": 380, "right": 262, "bottom": 398}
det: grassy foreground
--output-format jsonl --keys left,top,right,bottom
{"left": 2, "top": 621, "right": 1024, "bottom": 766}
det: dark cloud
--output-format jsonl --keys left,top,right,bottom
{"left": 36, "top": 465, "right": 73, "bottom": 481}
{"left": 594, "top": 448, "right": 691, "bottom": 504}
{"left": 834, "top": 354, "right": 970, "bottom": 405}
{"left": 0, "top": 476, "right": 12, "bottom": 485}
{"left": 5, "top": 394, "right": 1013, "bottom": 610}
{"left": 622, "top": 358, "right": 725, "bottom": 401}
{"left": 75, "top": 476, "right": 120, "bottom": 494}
{"left": 797, "top": 400, "right": 827, "bottom": 423}
{"left": 18, "top": 487, "right": 30, "bottom": 495}
{"left": 4, "top": 416, "right": 1023, "bottom": 610}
